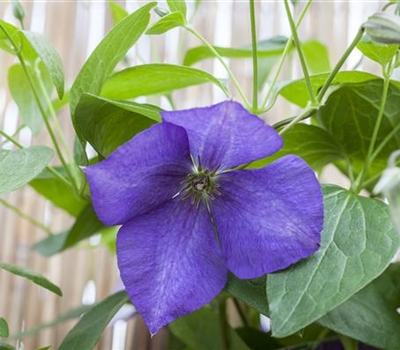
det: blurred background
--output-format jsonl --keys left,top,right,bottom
{"left": 0, "top": 1, "right": 387, "bottom": 349}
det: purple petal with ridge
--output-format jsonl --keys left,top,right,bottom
{"left": 211, "top": 155, "right": 323, "bottom": 278}
{"left": 117, "top": 198, "right": 227, "bottom": 335}
{"left": 161, "top": 100, "right": 282, "bottom": 170}
{"left": 85, "top": 122, "right": 191, "bottom": 226}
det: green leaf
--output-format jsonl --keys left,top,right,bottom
{"left": 0, "top": 318, "right": 9, "bottom": 338}
{"left": 12, "top": 304, "right": 92, "bottom": 339}
{"left": 357, "top": 35, "right": 399, "bottom": 67}
{"left": 250, "top": 124, "right": 345, "bottom": 170}
{"left": 30, "top": 167, "right": 87, "bottom": 217}
{"left": 302, "top": 40, "right": 331, "bottom": 74}
{"left": 0, "top": 343, "right": 15, "bottom": 350}
{"left": 316, "top": 79, "right": 400, "bottom": 183}
{"left": 225, "top": 275, "right": 269, "bottom": 316}
{"left": 59, "top": 291, "right": 129, "bottom": 350}
{"left": 34, "top": 204, "right": 105, "bottom": 256}
{"left": 75, "top": 94, "right": 160, "bottom": 157}
{"left": 167, "top": 0, "right": 187, "bottom": 18}
{"left": 183, "top": 36, "right": 288, "bottom": 66}
{"left": 268, "top": 184, "right": 400, "bottom": 338}
{"left": 0, "top": 146, "right": 53, "bottom": 196}
{"left": 70, "top": 2, "right": 156, "bottom": 116}
{"left": 319, "top": 262, "right": 400, "bottom": 349}
{"left": 108, "top": 1, "right": 128, "bottom": 25}
{"left": 8, "top": 63, "right": 52, "bottom": 134}
{"left": 0, "top": 262, "right": 62, "bottom": 296}
{"left": 0, "top": 20, "right": 22, "bottom": 55}
{"left": 235, "top": 327, "right": 281, "bottom": 350}
{"left": 22, "top": 31, "right": 65, "bottom": 99}
{"left": 101, "top": 63, "right": 228, "bottom": 100}
{"left": 146, "top": 12, "right": 186, "bottom": 35}
{"left": 280, "top": 71, "right": 379, "bottom": 108}
{"left": 169, "top": 307, "right": 251, "bottom": 350}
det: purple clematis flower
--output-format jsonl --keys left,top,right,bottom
{"left": 85, "top": 100, "right": 323, "bottom": 335}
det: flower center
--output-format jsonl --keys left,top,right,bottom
{"left": 180, "top": 166, "right": 221, "bottom": 207}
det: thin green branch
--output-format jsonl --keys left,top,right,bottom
{"left": 316, "top": 27, "right": 364, "bottom": 102}
{"left": 0, "top": 197, "right": 53, "bottom": 235}
{"left": 249, "top": 0, "right": 258, "bottom": 113}
{"left": 260, "top": 0, "right": 312, "bottom": 112}
{"left": 277, "top": 107, "right": 318, "bottom": 135}
{"left": 284, "top": 0, "right": 317, "bottom": 106}
{"left": 184, "top": 25, "right": 249, "bottom": 107}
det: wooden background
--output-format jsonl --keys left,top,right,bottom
{"left": 0, "top": 1, "right": 385, "bottom": 349}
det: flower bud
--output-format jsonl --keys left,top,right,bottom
{"left": 12, "top": 0, "right": 25, "bottom": 23}
{"left": 363, "top": 12, "right": 400, "bottom": 44}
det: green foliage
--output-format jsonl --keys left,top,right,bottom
{"left": 319, "top": 262, "right": 400, "bottom": 349}
{"left": 167, "top": 0, "right": 187, "bottom": 18}
{"left": 8, "top": 63, "right": 52, "bottom": 134}
{"left": 357, "top": 35, "right": 399, "bottom": 67}
{"left": 75, "top": 94, "right": 160, "bottom": 157}
{"left": 59, "top": 291, "right": 129, "bottom": 350}
{"left": 268, "top": 184, "right": 400, "bottom": 337}
{"left": 0, "top": 262, "right": 62, "bottom": 296}
{"left": 302, "top": 40, "right": 331, "bottom": 74}
{"left": 0, "top": 147, "right": 53, "bottom": 196}
{"left": 100, "top": 63, "right": 228, "bottom": 100}
{"left": 0, "top": 318, "right": 9, "bottom": 338}
{"left": 146, "top": 12, "right": 186, "bottom": 35}
{"left": 250, "top": 124, "right": 345, "bottom": 170}
{"left": 169, "top": 307, "right": 251, "bottom": 350}
{"left": 108, "top": 1, "right": 128, "bottom": 25}
{"left": 34, "top": 204, "right": 105, "bottom": 256}
{"left": 316, "top": 79, "right": 400, "bottom": 184}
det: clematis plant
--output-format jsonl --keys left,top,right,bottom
{"left": 85, "top": 100, "right": 323, "bottom": 333}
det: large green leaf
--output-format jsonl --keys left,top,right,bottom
{"left": 268, "top": 184, "right": 400, "bottom": 338}
{"left": 34, "top": 204, "right": 105, "bottom": 256}
{"left": 8, "top": 63, "right": 52, "bottom": 134}
{"left": 0, "top": 146, "right": 53, "bottom": 196}
{"left": 0, "top": 318, "right": 8, "bottom": 338}
{"left": 224, "top": 275, "right": 269, "bottom": 316}
{"left": 75, "top": 94, "right": 160, "bottom": 157}
{"left": 59, "top": 291, "right": 129, "bottom": 350}
{"left": 108, "top": 1, "right": 128, "bottom": 25}
{"left": 316, "top": 79, "right": 400, "bottom": 182}
{"left": 100, "top": 64, "right": 228, "bottom": 100}
{"left": 0, "top": 262, "right": 62, "bottom": 296}
{"left": 279, "top": 71, "right": 379, "bottom": 108}
{"left": 183, "top": 36, "right": 288, "bottom": 66}
{"left": 302, "top": 40, "right": 330, "bottom": 74}
{"left": 250, "top": 124, "right": 345, "bottom": 170}
{"left": 319, "top": 263, "right": 400, "bottom": 349}
{"left": 169, "top": 307, "right": 251, "bottom": 350}
{"left": 22, "top": 31, "right": 65, "bottom": 99}
{"left": 30, "top": 167, "right": 87, "bottom": 217}
{"left": 357, "top": 35, "right": 398, "bottom": 67}
{"left": 167, "top": 0, "right": 187, "bottom": 18}
{"left": 70, "top": 2, "right": 156, "bottom": 115}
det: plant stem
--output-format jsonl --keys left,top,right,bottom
{"left": 0, "top": 23, "right": 79, "bottom": 194}
{"left": 284, "top": 0, "right": 317, "bottom": 106}
{"left": 316, "top": 27, "right": 364, "bottom": 102}
{"left": 354, "top": 62, "right": 393, "bottom": 192}
{"left": 260, "top": 0, "right": 312, "bottom": 112}
{"left": 278, "top": 107, "right": 318, "bottom": 135}
{"left": 184, "top": 25, "right": 250, "bottom": 108}
{"left": 249, "top": 0, "right": 258, "bottom": 113}
{"left": 219, "top": 300, "right": 230, "bottom": 350}
{"left": 0, "top": 197, "right": 53, "bottom": 235}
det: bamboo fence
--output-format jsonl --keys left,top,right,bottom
{"left": 0, "top": 1, "right": 384, "bottom": 349}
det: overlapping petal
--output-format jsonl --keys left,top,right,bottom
{"left": 211, "top": 155, "right": 323, "bottom": 279}
{"left": 85, "top": 122, "right": 191, "bottom": 226}
{"left": 161, "top": 100, "right": 282, "bottom": 170}
{"left": 117, "top": 198, "right": 227, "bottom": 335}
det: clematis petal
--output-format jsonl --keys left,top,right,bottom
{"left": 85, "top": 122, "right": 191, "bottom": 226}
{"left": 161, "top": 100, "right": 282, "bottom": 170}
{"left": 211, "top": 155, "right": 323, "bottom": 279}
{"left": 117, "top": 198, "right": 227, "bottom": 335}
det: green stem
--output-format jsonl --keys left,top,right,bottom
{"left": 0, "top": 197, "right": 53, "bottom": 235}
{"left": 0, "top": 128, "right": 73, "bottom": 190}
{"left": 0, "top": 23, "right": 78, "bottom": 194}
{"left": 219, "top": 300, "right": 230, "bottom": 350}
{"left": 370, "top": 120, "right": 400, "bottom": 166}
{"left": 284, "top": 0, "right": 317, "bottom": 106}
{"left": 249, "top": 0, "right": 258, "bottom": 113}
{"left": 354, "top": 63, "right": 393, "bottom": 192}
{"left": 184, "top": 25, "right": 249, "bottom": 107}
{"left": 277, "top": 107, "right": 318, "bottom": 135}
{"left": 316, "top": 27, "right": 364, "bottom": 102}
{"left": 260, "top": 0, "right": 312, "bottom": 112}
